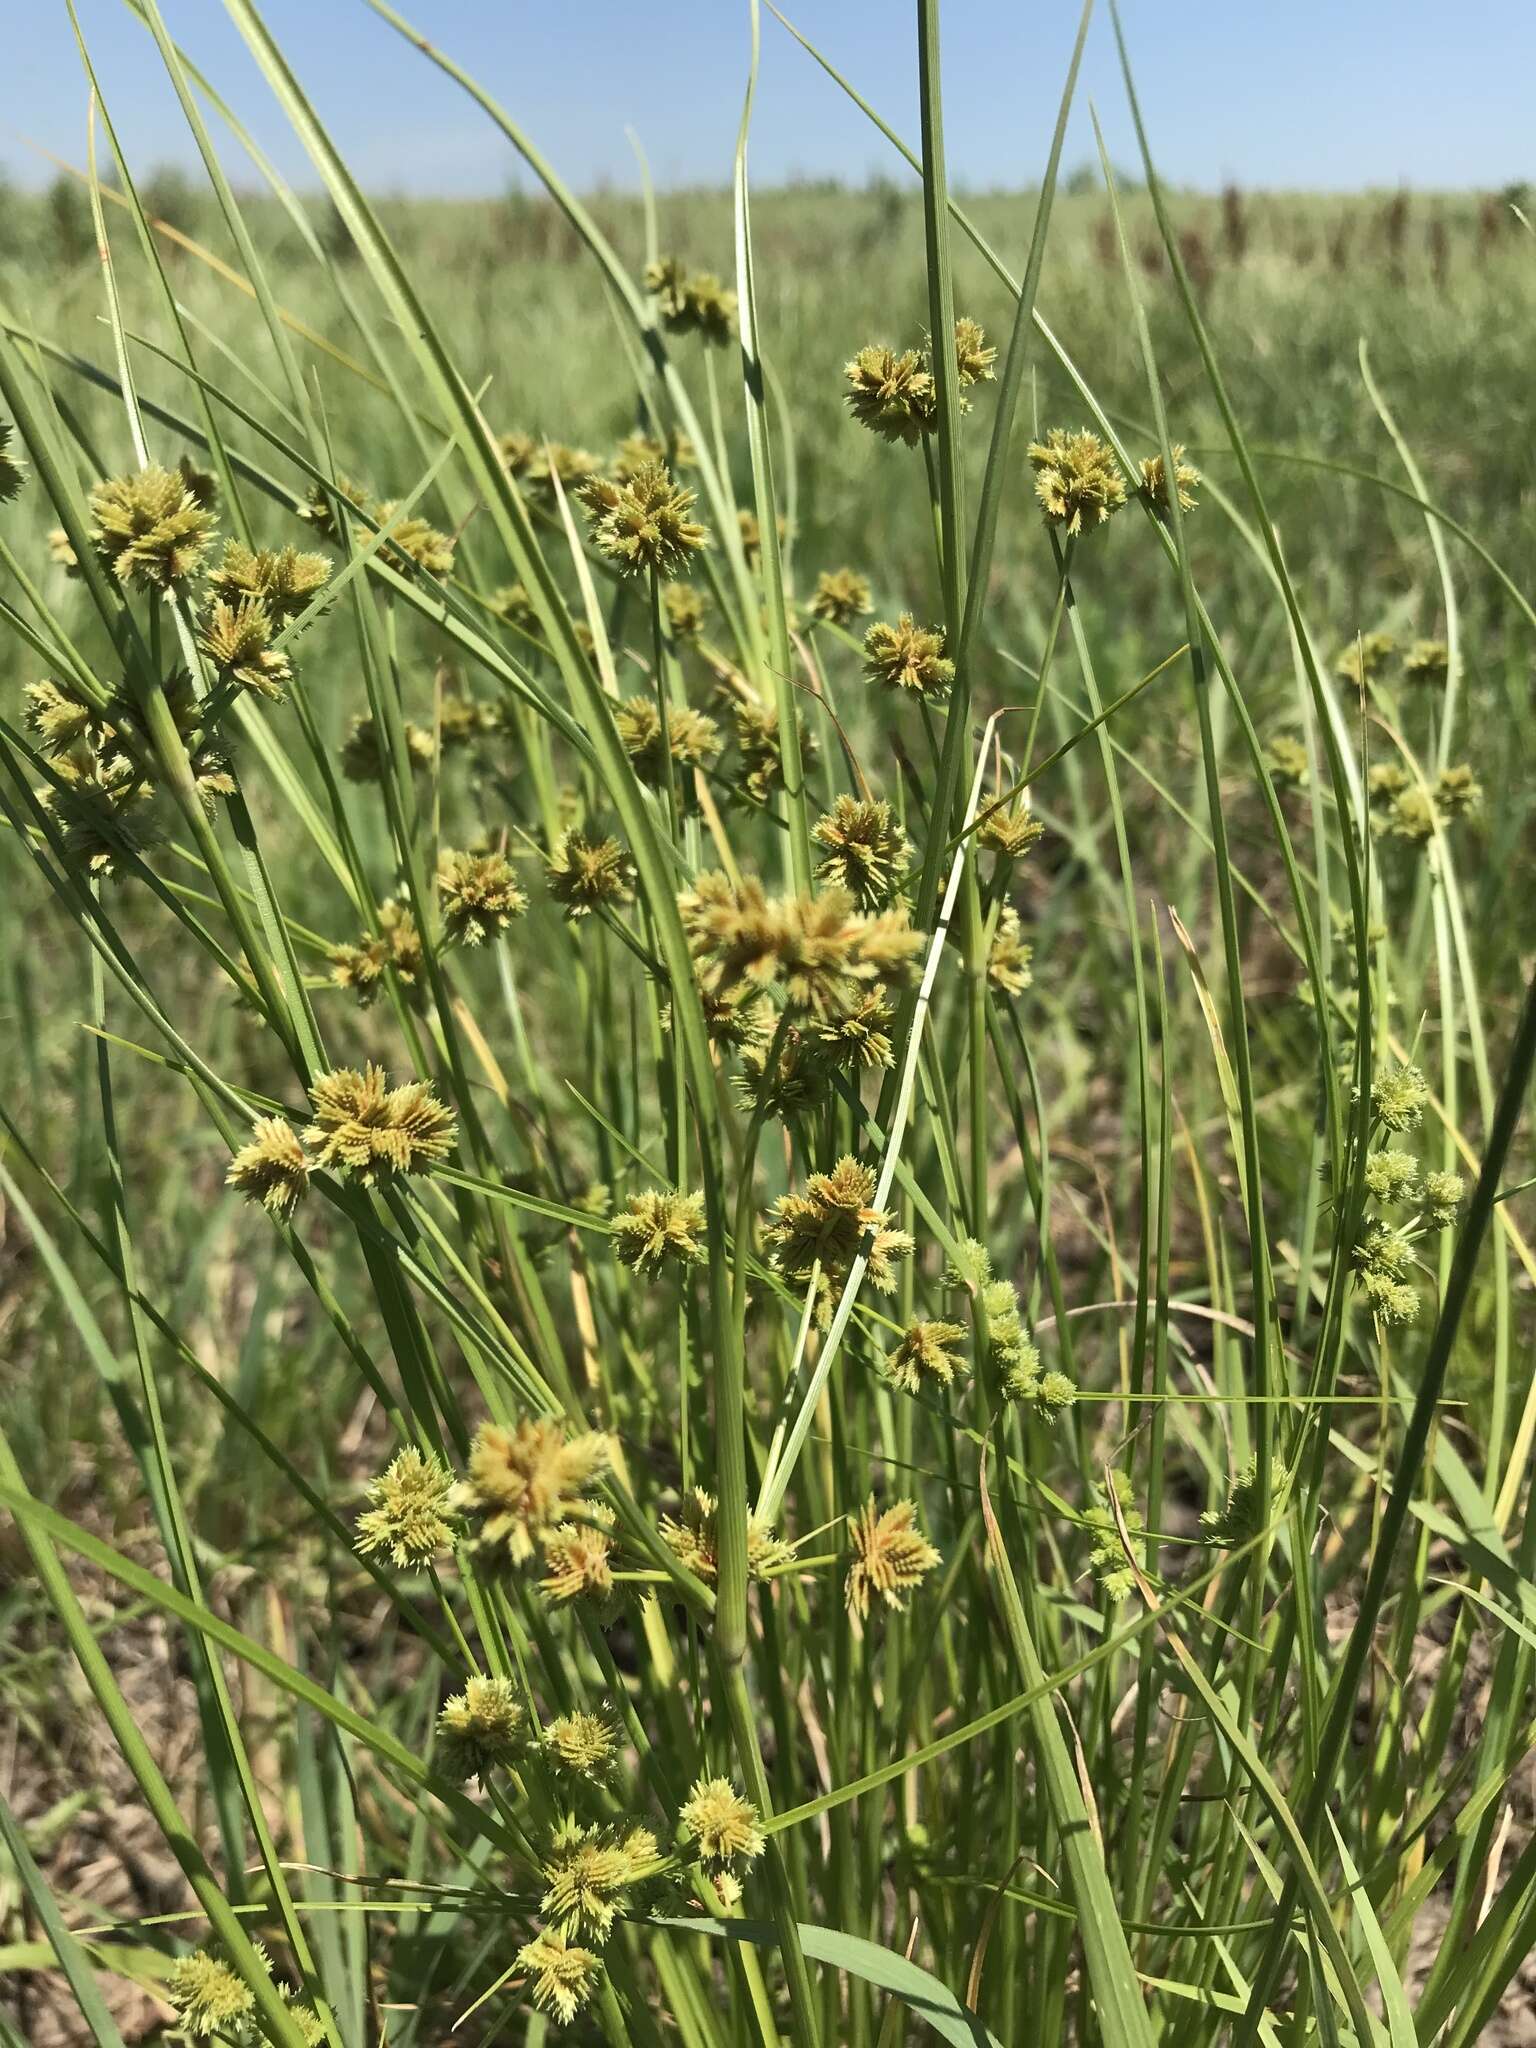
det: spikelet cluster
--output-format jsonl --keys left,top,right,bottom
{"left": 437, "top": 1675, "right": 525, "bottom": 1783}
{"left": 356, "top": 1447, "right": 455, "bottom": 1568}
{"left": 303, "top": 1063, "right": 455, "bottom": 1183}
{"left": 584, "top": 460, "right": 709, "bottom": 578}
{"left": 226, "top": 1115, "right": 310, "bottom": 1220}
{"left": 813, "top": 796, "right": 911, "bottom": 909}
{"left": 660, "top": 1488, "right": 794, "bottom": 1583}
{"left": 862, "top": 614, "right": 954, "bottom": 701}
{"left": 1028, "top": 428, "right": 1127, "bottom": 535}
{"left": 1085, "top": 1470, "right": 1144, "bottom": 1601}
{"left": 644, "top": 256, "right": 738, "bottom": 343}
{"left": 763, "top": 1155, "right": 913, "bottom": 1322}
{"left": 453, "top": 1417, "right": 611, "bottom": 1568}
{"left": 845, "top": 1496, "right": 940, "bottom": 1618}
{"left": 612, "top": 1187, "right": 707, "bottom": 1273}
{"left": 547, "top": 829, "right": 636, "bottom": 918}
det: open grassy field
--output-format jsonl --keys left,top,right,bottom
{"left": 2, "top": 5, "right": 1536, "bottom": 2045}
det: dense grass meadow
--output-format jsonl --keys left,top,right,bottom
{"left": 6, "top": 2, "right": 1536, "bottom": 2042}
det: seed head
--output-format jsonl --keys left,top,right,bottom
{"left": 226, "top": 1115, "right": 311, "bottom": 1220}
{"left": 542, "top": 1817, "right": 659, "bottom": 1941}
{"left": 304, "top": 1063, "right": 456, "bottom": 1183}
{"left": 645, "top": 258, "right": 738, "bottom": 343}
{"left": 586, "top": 460, "right": 708, "bottom": 578}
{"left": 1435, "top": 763, "right": 1482, "bottom": 818}
{"left": 1361, "top": 1269, "right": 1420, "bottom": 1327}
{"left": 437, "top": 1675, "right": 525, "bottom": 1783}
{"left": 987, "top": 905, "right": 1033, "bottom": 996}
{"left": 1364, "top": 1149, "right": 1420, "bottom": 1205}
{"left": 1028, "top": 429, "right": 1127, "bottom": 536}
{"left": 844, "top": 344, "right": 937, "bottom": 446}
{"left": 736, "top": 508, "right": 787, "bottom": 567}
{"left": 615, "top": 696, "right": 721, "bottom": 787}
{"left": 199, "top": 595, "right": 292, "bottom": 700}
{"left": 90, "top": 465, "right": 214, "bottom": 590}
{"left": 862, "top": 613, "right": 954, "bottom": 701}
{"left": 952, "top": 316, "right": 996, "bottom": 386}
{"left": 1335, "top": 632, "right": 1397, "bottom": 689}
{"left": 1357, "top": 1221, "right": 1416, "bottom": 1282}
{"left": 1265, "top": 734, "right": 1310, "bottom": 789}
{"left": 1199, "top": 1455, "right": 1288, "bottom": 1548}
{"left": 165, "top": 1951, "right": 255, "bottom": 2038}
{"left": 356, "top": 1446, "right": 454, "bottom": 1569}
{"left": 765, "top": 1156, "right": 914, "bottom": 1322}
{"left": 455, "top": 1418, "right": 611, "bottom": 1567}
{"left": 0, "top": 419, "right": 27, "bottom": 503}
{"left": 659, "top": 1488, "right": 793, "bottom": 1583}
{"left": 340, "top": 714, "right": 434, "bottom": 784}
{"left": 845, "top": 1496, "right": 940, "bottom": 1619}
{"left": 1422, "top": 1170, "right": 1465, "bottom": 1226}
{"left": 523, "top": 441, "right": 603, "bottom": 500}
{"left": 681, "top": 1776, "right": 764, "bottom": 1866}
{"left": 372, "top": 504, "right": 455, "bottom": 576}
{"left": 663, "top": 580, "right": 706, "bottom": 639}
{"left": 328, "top": 902, "right": 422, "bottom": 1006}
{"left": 208, "top": 540, "right": 330, "bottom": 621}
{"left": 438, "top": 847, "right": 527, "bottom": 946}
{"left": 1403, "top": 638, "right": 1450, "bottom": 688}
{"left": 810, "top": 567, "right": 873, "bottom": 628}
{"left": 544, "top": 1711, "right": 619, "bottom": 1780}
{"left": 813, "top": 796, "right": 910, "bottom": 909}
{"left": 612, "top": 1187, "right": 706, "bottom": 1274}
{"left": 731, "top": 696, "right": 819, "bottom": 805}
{"left": 540, "top": 1506, "right": 618, "bottom": 1607}
{"left": 517, "top": 1927, "right": 602, "bottom": 2026}
{"left": 1370, "top": 1062, "right": 1429, "bottom": 1133}
{"left": 884, "top": 1319, "right": 969, "bottom": 1396}
{"left": 1139, "top": 445, "right": 1201, "bottom": 515}
{"left": 546, "top": 830, "right": 636, "bottom": 918}
{"left": 296, "top": 473, "right": 369, "bottom": 541}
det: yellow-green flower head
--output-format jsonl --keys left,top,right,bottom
{"left": 644, "top": 257, "right": 738, "bottom": 343}
{"left": 526, "top": 441, "right": 603, "bottom": 500}
{"left": 437, "top": 847, "right": 527, "bottom": 947}
{"left": 26, "top": 678, "right": 96, "bottom": 751}
{"left": 492, "top": 581, "right": 541, "bottom": 633}
{"left": 1199, "top": 1455, "right": 1286, "bottom": 1547}
{"left": 1356, "top": 1221, "right": 1415, "bottom": 1281}
{"left": 1086, "top": 1470, "right": 1144, "bottom": 1600}
{"left": 1335, "top": 631, "right": 1397, "bottom": 689}
{"left": 374, "top": 503, "right": 456, "bottom": 577}
{"left": 615, "top": 695, "right": 721, "bottom": 788}
{"left": 764, "top": 1156, "right": 914, "bottom": 1318}
{"left": 1386, "top": 787, "right": 1438, "bottom": 844}
{"left": 612, "top": 1187, "right": 706, "bottom": 1274}
{"left": 1403, "top": 638, "right": 1450, "bottom": 688}
{"left": 680, "top": 1776, "right": 764, "bottom": 1866}
{"left": 165, "top": 1950, "right": 255, "bottom": 2038}
{"left": 296, "top": 472, "right": 369, "bottom": 541}
{"left": 813, "top": 985, "right": 896, "bottom": 1072}
{"left": 1435, "top": 763, "right": 1482, "bottom": 818}
{"left": 845, "top": 1496, "right": 940, "bottom": 1619}
{"left": 327, "top": 902, "right": 422, "bottom": 1008}
{"left": 437, "top": 1674, "right": 525, "bottom": 1783}
{"left": 663, "top": 580, "right": 706, "bottom": 640}
{"left": 208, "top": 540, "right": 330, "bottom": 622}
{"left": 454, "top": 1418, "right": 612, "bottom": 1567}
{"left": 226, "top": 1115, "right": 310, "bottom": 1221}
{"left": 199, "top": 595, "right": 292, "bottom": 701}
{"left": 1368, "top": 761, "right": 1410, "bottom": 812}
{"left": 1028, "top": 429, "right": 1127, "bottom": 535}
{"left": 1364, "top": 1149, "right": 1420, "bottom": 1204}
{"left": 516, "top": 1926, "right": 602, "bottom": 2026}
{"left": 586, "top": 459, "right": 709, "bottom": 578}
{"left": 90, "top": 464, "right": 215, "bottom": 590}
{"left": 987, "top": 904, "right": 1033, "bottom": 996}
{"left": 540, "top": 1505, "right": 618, "bottom": 1606}
{"left": 810, "top": 566, "right": 874, "bottom": 628}
{"left": 813, "top": 795, "right": 911, "bottom": 909}
{"left": 1370, "top": 1062, "right": 1429, "bottom": 1132}
{"left": 545, "top": 829, "right": 636, "bottom": 918}
{"left": 644, "top": 255, "right": 691, "bottom": 324}
{"left": 884, "top": 1319, "right": 969, "bottom": 1395}
{"left": 304, "top": 1062, "right": 456, "bottom": 1183}
{"left": 1139, "top": 444, "right": 1201, "bottom": 515}
{"left": 844, "top": 344, "right": 937, "bottom": 446}
{"left": 544, "top": 1711, "right": 620, "bottom": 1780}
{"left": 356, "top": 1446, "right": 454, "bottom": 1568}
{"left": 340, "top": 713, "right": 434, "bottom": 784}
{"left": 541, "top": 1817, "right": 659, "bottom": 1941}
{"left": 730, "top": 696, "right": 820, "bottom": 805}
{"left": 0, "top": 419, "right": 27, "bottom": 504}
{"left": 1361, "top": 1269, "right": 1420, "bottom": 1327}
{"left": 40, "top": 753, "right": 159, "bottom": 881}
{"left": 1265, "top": 733, "right": 1310, "bottom": 790}
{"left": 659, "top": 1487, "right": 793, "bottom": 1583}
{"left": 862, "top": 614, "right": 954, "bottom": 701}
{"left": 952, "top": 316, "right": 996, "bottom": 387}
{"left": 680, "top": 871, "right": 922, "bottom": 1020}
{"left": 976, "top": 799, "right": 1044, "bottom": 862}
{"left": 1422, "top": 1170, "right": 1465, "bottom": 1226}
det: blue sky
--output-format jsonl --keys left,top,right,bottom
{"left": 7, "top": 2, "right": 1533, "bottom": 198}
